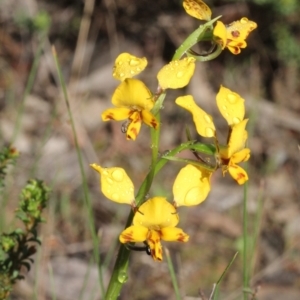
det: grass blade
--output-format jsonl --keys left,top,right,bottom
{"left": 165, "top": 248, "right": 181, "bottom": 300}
{"left": 51, "top": 46, "right": 105, "bottom": 297}
{"left": 212, "top": 251, "right": 238, "bottom": 300}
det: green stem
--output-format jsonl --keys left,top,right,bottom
{"left": 105, "top": 91, "right": 164, "bottom": 299}
{"left": 250, "top": 183, "right": 264, "bottom": 278}
{"left": 136, "top": 111, "right": 162, "bottom": 207}
{"left": 152, "top": 91, "right": 166, "bottom": 115}
{"left": 243, "top": 178, "right": 249, "bottom": 299}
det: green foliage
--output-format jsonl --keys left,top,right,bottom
{"left": 0, "top": 147, "right": 19, "bottom": 191}
{"left": 14, "top": 10, "right": 51, "bottom": 33}
{"left": 0, "top": 147, "right": 50, "bottom": 300}
{"left": 252, "top": 0, "right": 300, "bottom": 65}
{"left": 252, "top": 0, "right": 298, "bottom": 15}
{"left": 273, "top": 25, "right": 300, "bottom": 65}
{"left": 17, "top": 179, "right": 49, "bottom": 230}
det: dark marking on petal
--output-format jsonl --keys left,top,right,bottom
{"left": 104, "top": 112, "right": 115, "bottom": 120}
{"left": 177, "top": 232, "right": 187, "bottom": 242}
{"left": 121, "top": 231, "right": 134, "bottom": 243}
{"left": 236, "top": 172, "right": 246, "bottom": 182}
{"left": 158, "top": 247, "right": 162, "bottom": 256}
{"left": 128, "top": 127, "right": 138, "bottom": 139}
{"left": 232, "top": 46, "right": 240, "bottom": 54}
{"left": 151, "top": 119, "right": 159, "bottom": 129}
{"left": 231, "top": 30, "right": 240, "bottom": 38}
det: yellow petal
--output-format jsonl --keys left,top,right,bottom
{"left": 225, "top": 119, "right": 248, "bottom": 158}
{"left": 133, "top": 197, "right": 179, "bottom": 228}
{"left": 173, "top": 164, "right": 211, "bottom": 207}
{"left": 213, "top": 21, "right": 227, "bottom": 49}
{"left": 161, "top": 227, "right": 189, "bottom": 242}
{"left": 90, "top": 164, "right": 135, "bottom": 204}
{"left": 112, "top": 78, "right": 154, "bottom": 110}
{"left": 216, "top": 86, "right": 245, "bottom": 126}
{"left": 231, "top": 148, "right": 250, "bottom": 164}
{"left": 228, "top": 163, "right": 248, "bottom": 185}
{"left": 227, "top": 40, "right": 247, "bottom": 55}
{"left": 175, "top": 95, "right": 215, "bottom": 138}
{"left": 119, "top": 225, "right": 148, "bottom": 243}
{"left": 141, "top": 110, "right": 159, "bottom": 129}
{"left": 183, "top": 0, "right": 211, "bottom": 21}
{"left": 157, "top": 57, "right": 196, "bottom": 90}
{"left": 101, "top": 107, "right": 131, "bottom": 121}
{"left": 147, "top": 230, "right": 163, "bottom": 261}
{"left": 226, "top": 17, "right": 257, "bottom": 42}
{"left": 113, "top": 52, "right": 148, "bottom": 81}
{"left": 126, "top": 111, "right": 142, "bottom": 140}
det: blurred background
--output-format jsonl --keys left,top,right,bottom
{"left": 1, "top": 0, "right": 300, "bottom": 299}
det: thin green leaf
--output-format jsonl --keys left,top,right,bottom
{"left": 165, "top": 248, "right": 181, "bottom": 300}
{"left": 173, "top": 15, "right": 222, "bottom": 60}
{"left": 162, "top": 156, "right": 215, "bottom": 172}
{"left": 212, "top": 252, "right": 238, "bottom": 300}
{"left": 190, "top": 143, "right": 216, "bottom": 155}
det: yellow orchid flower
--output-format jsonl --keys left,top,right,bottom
{"left": 119, "top": 197, "right": 189, "bottom": 261}
{"left": 182, "top": 0, "right": 212, "bottom": 21}
{"left": 219, "top": 119, "right": 250, "bottom": 185}
{"left": 90, "top": 163, "right": 135, "bottom": 205}
{"left": 176, "top": 86, "right": 250, "bottom": 184}
{"left": 113, "top": 52, "right": 148, "bottom": 81}
{"left": 173, "top": 164, "right": 212, "bottom": 207}
{"left": 157, "top": 57, "right": 196, "bottom": 90}
{"left": 102, "top": 78, "right": 159, "bottom": 140}
{"left": 213, "top": 18, "right": 257, "bottom": 54}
